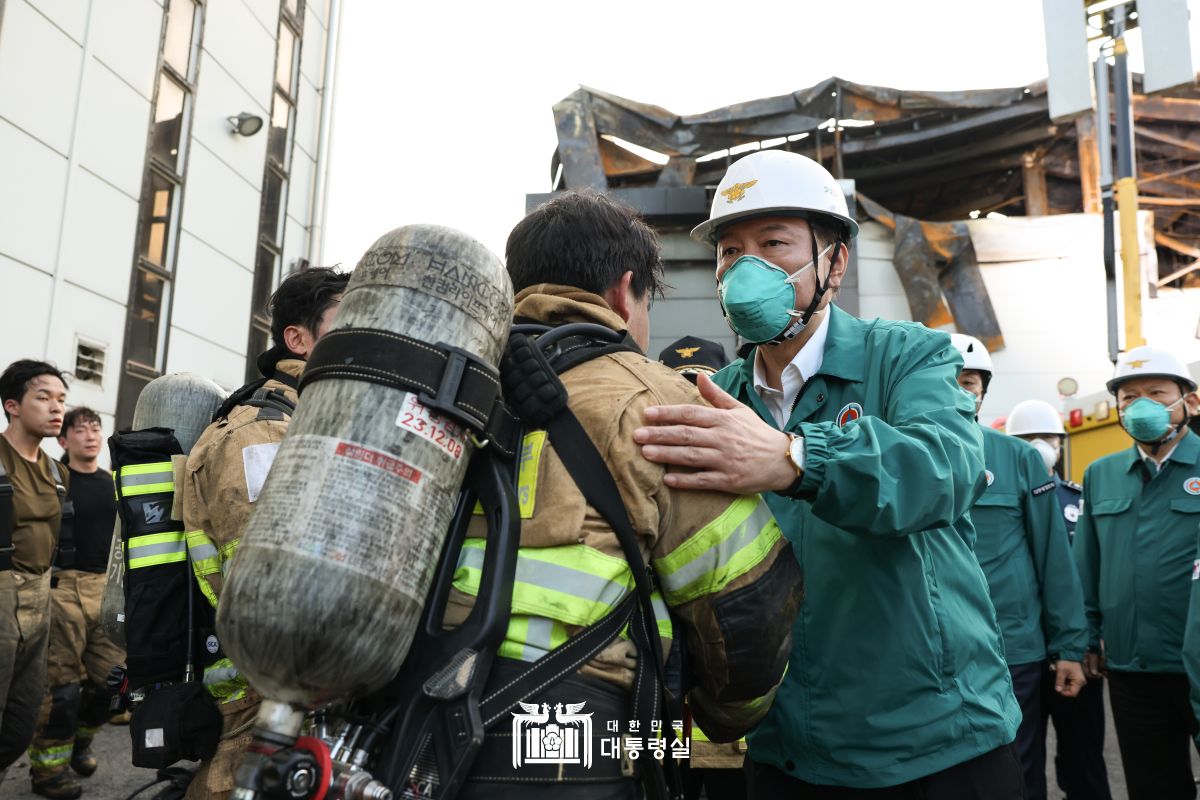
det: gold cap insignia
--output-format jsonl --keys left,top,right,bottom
{"left": 1128, "top": 359, "right": 1149, "bottom": 369}
{"left": 675, "top": 346, "right": 701, "bottom": 358}
{"left": 720, "top": 180, "right": 758, "bottom": 204}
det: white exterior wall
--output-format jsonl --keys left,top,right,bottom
{"left": 0, "top": 0, "right": 337, "bottom": 459}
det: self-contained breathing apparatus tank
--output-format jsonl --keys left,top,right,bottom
{"left": 100, "top": 373, "right": 227, "bottom": 647}
{"left": 217, "top": 226, "right": 513, "bottom": 737}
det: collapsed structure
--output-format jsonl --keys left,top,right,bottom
{"left": 530, "top": 76, "right": 1200, "bottom": 357}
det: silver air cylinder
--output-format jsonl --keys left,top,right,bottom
{"left": 217, "top": 224, "right": 512, "bottom": 708}
{"left": 101, "top": 372, "right": 227, "bottom": 645}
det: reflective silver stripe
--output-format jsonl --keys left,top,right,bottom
{"left": 658, "top": 501, "right": 776, "bottom": 595}
{"left": 118, "top": 471, "right": 173, "bottom": 488}
{"left": 651, "top": 594, "right": 669, "bottom": 627}
{"left": 458, "top": 546, "right": 629, "bottom": 611}
{"left": 203, "top": 663, "right": 240, "bottom": 687}
{"left": 128, "top": 540, "right": 186, "bottom": 561}
{"left": 187, "top": 541, "right": 219, "bottom": 562}
{"left": 523, "top": 616, "right": 555, "bottom": 662}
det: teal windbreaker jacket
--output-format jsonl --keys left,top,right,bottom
{"left": 970, "top": 427, "right": 1088, "bottom": 665}
{"left": 714, "top": 306, "right": 1020, "bottom": 788}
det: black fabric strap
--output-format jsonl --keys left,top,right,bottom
{"left": 301, "top": 327, "right": 501, "bottom": 433}
{"left": 0, "top": 460, "right": 12, "bottom": 571}
{"left": 496, "top": 324, "right": 680, "bottom": 800}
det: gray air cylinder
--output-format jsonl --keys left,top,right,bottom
{"left": 101, "top": 372, "right": 228, "bottom": 645}
{"left": 217, "top": 224, "right": 512, "bottom": 708}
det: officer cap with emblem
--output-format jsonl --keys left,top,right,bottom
{"left": 659, "top": 336, "right": 730, "bottom": 379}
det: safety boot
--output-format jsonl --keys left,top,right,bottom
{"left": 70, "top": 742, "right": 97, "bottom": 777}
{"left": 31, "top": 774, "right": 83, "bottom": 800}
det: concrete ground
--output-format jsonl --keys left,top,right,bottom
{"left": 2, "top": 683, "right": 1197, "bottom": 799}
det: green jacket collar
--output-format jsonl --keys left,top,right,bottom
{"left": 732, "top": 304, "right": 865, "bottom": 393}
{"left": 1121, "top": 427, "right": 1200, "bottom": 473}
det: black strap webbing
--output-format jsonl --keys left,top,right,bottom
{"left": 0, "top": 460, "right": 12, "bottom": 571}
{"left": 491, "top": 325, "right": 679, "bottom": 799}
{"left": 300, "top": 328, "right": 501, "bottom": 434}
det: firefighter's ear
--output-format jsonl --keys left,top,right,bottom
{"left": 602, "top": 271, "right": 636, "bottom": 324}
{"left": 281, "top": 323, "right": 316, "bottom": 360}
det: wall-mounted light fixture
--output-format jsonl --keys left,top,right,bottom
{"left": 227, "top": 112, "right": 264, "bottom": 137}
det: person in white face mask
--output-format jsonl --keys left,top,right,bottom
{"left": 1006, "top": 399, "right": 1113, "bottom": 800}
{"left": 951, "top": 334, "right": 1090, "bottom": 800}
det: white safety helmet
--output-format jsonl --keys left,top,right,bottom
{"left": 1006, "top": 399, "right": 1065, "bottom": 437}
{"left": 1106, "top": 345, "right": 1198, "bottom": 395}
{"left": 949, "top": 333, "right": 994, "bottom": 376}
{"left": 690, "top": 150, "right": 860, "bottom": 245}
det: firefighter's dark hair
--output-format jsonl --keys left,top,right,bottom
{"left": 60, "top": 406, "right": 102, "bottom": 437}
{"left": 269, "top": 267, "right": 350, "bottom": 351}
{"left": 506, "top": 190, "right": 667, "bottom": 301}
{"left": 0, "top": 360, "right": 68, "bottom": 421}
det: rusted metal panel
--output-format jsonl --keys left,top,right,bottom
{"left": 1134, "top": 95, "right": 1200, "bottom": 123}
{"left": 554, "top": 90, "right": 607, "bottom": 191}
{"left": 857, "top": 193, "right": 1004, "bottom": 347}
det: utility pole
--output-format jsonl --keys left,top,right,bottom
{"left": 1111, "top": 4, "right": 1146, "bottom": 349}
{"left": 1095, "top": 54, "right": 1119, "bottom": 364}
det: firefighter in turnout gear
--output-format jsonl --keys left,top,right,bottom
{"left": 0, "top": 361, "right": 69, "bottom": 786}
{"left": 28, "top": 408, "right": 122, "bottom": 800}
{"left": 951, "top": 335, "right": 1088, "bottom": 800}
{"left": 1006, "top": 398, "right": 1112, "bottom": 800}
{"left": 1079, "top": 346, "right": 1200, "bottom": 799}
{"left": 634, "top": 151, "right": 1025, "bottom": 798}
{"left": 442, "top": 192, "right": 801, "bottom": 799}
{"left": 181, "top": 268, "right": 346, "bottom": 799}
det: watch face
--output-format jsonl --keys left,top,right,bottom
{"left": 789, "top": 437, "right": 804, "bottom": 466}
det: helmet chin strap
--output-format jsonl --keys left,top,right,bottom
{"left": 1144, "top": 413, "right": 1189, "bottom": 456}
{"left": 770, "top": 233, "right": 832, "bottom": 346}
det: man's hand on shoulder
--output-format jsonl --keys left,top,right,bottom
{"left": 634, "top": 373, "right": 796, "bottom": 494}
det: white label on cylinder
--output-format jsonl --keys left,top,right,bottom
{"left": 145, "top": 728, "right": 164, "bottom": 748}
{"left": 396, "top": 392, "right": 465, "bottom": 461}
{"left": 246, "top": 434, "right": 444, "bottom": 603}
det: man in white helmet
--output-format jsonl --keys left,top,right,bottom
{"left": 1074, "top": 345, "right": 1200, "bottom": 799}
{"left": 950, "top": 334, "right": 1089, "bottom": 800}
{"left": 1006, "top": 398, "right": 1112, "bottom": 800}
{"left": 634, "top": 149, "right": 1023, "bottom": 797}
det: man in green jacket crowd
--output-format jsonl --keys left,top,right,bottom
{"left": 634, "top": 149, "right": 1022, "bottom": 798}
{"left": 1076, "top": 345, "right": 1200, "bottom": 800}
{"left": 950, "top": 333, "right": 1088, "bottom": 800}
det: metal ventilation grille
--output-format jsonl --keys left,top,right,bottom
{"left": 75, "top": 341, "right": 106, "bottom": 386}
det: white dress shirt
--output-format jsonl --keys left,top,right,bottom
{"left": 751, "top": 309, "right": 831, "bottom": 429}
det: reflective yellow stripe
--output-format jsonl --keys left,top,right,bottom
{"left": 219, "top": 538, "right": 239, "bottom": 574}
{"left": 128, "top": 531, "right": 187, "bottom": 569}
{"left": 203, "top": 657, "right": 247, "bottom": 703}
{"left": 473, "top": 431, "right": 548, "bottom": 519}
{"left": 186, "top": 531, "right": 221, "bottom": 575}
{"left": 653, "top": 497, "right": 782, "bottom": 606}
{"left": 29, "top": 744, "right": 73, "bottom": 768}
{"left": 455, "top": 540, "right": 636, "bottom": 626}
{"left": 117, "top": 462, "right": 175, "bottom": 496}
{"left": 186, "top": 530, "right": 221, "bottom": 608}
{"left": 456, "top": 541, "right": 673, "bottom": 661}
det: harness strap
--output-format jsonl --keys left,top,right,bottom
{"left": 0, "top": 459, "right": 12, "bottom": 571}
{"left": 300, "top": 327, "right": 502, "bottom": 434}
{"left": 495, "top": 324, "right": 680, "bottom": 800}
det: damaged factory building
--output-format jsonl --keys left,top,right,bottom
{"left": 528, "top": 76, "right": 1200, "bottom": 428}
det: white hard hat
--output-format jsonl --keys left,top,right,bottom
{"left": 690, "top": 150, "right": 860, "bottom": 245}
{"left": 949, "top": 333, "right": 994, "bottom": 375}
{"left": 1107, "top": 345, "right": 1198, "bottom": 394}
{"left": 1006, "top": 399, "right": 1065, "bottom": 437}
